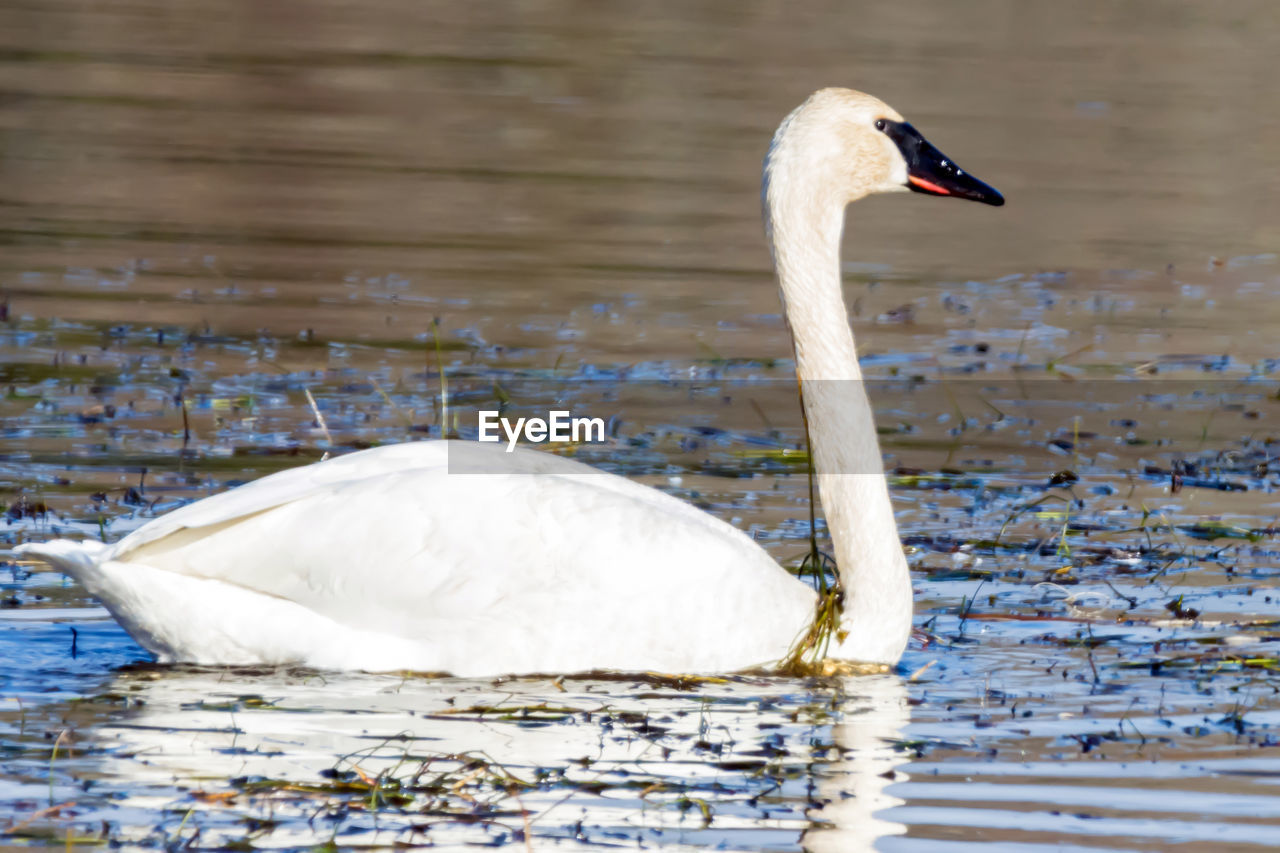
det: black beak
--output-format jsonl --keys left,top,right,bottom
{"left": 881, "top": 120, "right": 1004, "bottom": 206}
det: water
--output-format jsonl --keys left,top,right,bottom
{"left": 3, "top": 0, "right": 1280, "bottom": 849}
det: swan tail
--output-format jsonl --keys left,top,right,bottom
{"left": 14, "top": 539, "right": 110, "bottom": 584}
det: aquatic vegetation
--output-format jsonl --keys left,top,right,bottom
{"left": 7, "top": 276, "right": 1280, "bottom": 845}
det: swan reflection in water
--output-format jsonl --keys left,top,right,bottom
{"left": 49, "top": 667, "right": 909, "bottom": 849}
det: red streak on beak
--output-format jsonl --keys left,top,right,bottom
{"left": 908, "top": 175, "right": 951, "bottom": 195}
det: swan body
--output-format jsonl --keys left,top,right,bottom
{"left": 17, "top": 88, "right": 1001, "bottom": 676}
{"left": 20, "top": 442, "right": 814, "bottom": 674}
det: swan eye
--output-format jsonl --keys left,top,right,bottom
{"left": 874, "top": 119, "right": 887, "bottom": 131}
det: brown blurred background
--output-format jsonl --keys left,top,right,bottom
{"left": 2, "top": 0, "right": 1277, "bottom": 344}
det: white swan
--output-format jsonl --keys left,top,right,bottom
{"left": 16, "top": 89, "right": 1001, "bottom": 676}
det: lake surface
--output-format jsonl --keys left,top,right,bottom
{"left": 3, "top": 0, "right": 1280, "bottom": 849}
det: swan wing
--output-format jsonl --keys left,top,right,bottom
{"left": 108, "top": 441, "right": 727, "bottom": 556}
{"left": 106, "top": 442, "right": 455, "bottom": 556}
{"left": 69, "top": 441, "right": 813, "bottom": 674}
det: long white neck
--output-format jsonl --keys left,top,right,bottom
{"left": 765, "top": 140, "right": 913, "bottom": 664}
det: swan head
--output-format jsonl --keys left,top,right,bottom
{"left": 765, "top": 88, "right": 1003, "bottom": 214}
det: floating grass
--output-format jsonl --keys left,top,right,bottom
{"left": 431, "top": 316, "right": 452, "bottom": 438}
{"left": 1115, "top": 653, "right": 1280, "bottom": 674}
